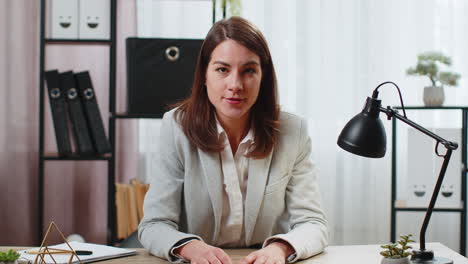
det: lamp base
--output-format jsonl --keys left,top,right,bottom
{"left": 410, "top": 257, "right": 452, "bottom": 264}
{"left": 411, "top": 249, "right": 453, "bottom": 264}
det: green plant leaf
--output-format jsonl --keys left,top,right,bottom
{"left": 406, "top": 52, "right": 460, "bottom": 87}
{"left": 380, "top": 234, "right": 414, "bottom": 258}
{"left": 439, "top": 72, "right": 460, "bottom": 86}
{"left": 221, "top": 0, "right": 241, "bottom": 17}
{"left": 0, "top": 249, "right": 20, "bottom": 262}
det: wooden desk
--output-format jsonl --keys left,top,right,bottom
{"left": 5, "top": 243, "right": 468, "bottom": 264}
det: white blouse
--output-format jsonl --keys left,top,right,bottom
{"left": 215, "top": 119, "right": 254, "bottom": 247}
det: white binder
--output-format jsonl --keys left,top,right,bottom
{"left": 79, "top": 0, "right": 110, "bottom": 39}
{"left": 49, "top": 0, "right": 79, "bottom": 39}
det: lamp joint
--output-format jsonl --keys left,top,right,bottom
{"left": 384, "top": 106, "right": 396, "bottom": 120}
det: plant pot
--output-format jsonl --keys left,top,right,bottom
{"left": 381, "top": 257, "right": 410, "bottom": 264}
{"left": 0, "top": 261, "right": 18, "bottom": 264}
{"left": 423, "top": 86, "right": 444, "bottom": 106}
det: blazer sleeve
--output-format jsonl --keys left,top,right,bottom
{"left": 263, "top": 117, "right": 329, "bottom": 262}
{"left": 138, "top": 111, "right": 202, "bottom": 262}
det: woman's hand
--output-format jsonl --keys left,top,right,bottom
{"left": 175, "top": 240, "right": 232, "bottom": 264}
{"left": 239, "top": 241, "right": 295, "bottom": 264}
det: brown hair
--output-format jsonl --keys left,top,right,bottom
{"left": 174, "top": 16, "right": 280, "bottom": 159}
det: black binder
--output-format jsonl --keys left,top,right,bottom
{"left": 60, "top": 71, "right": 94, "bottom": 155}
{"left": 45, "top": 70, "right": 72, "bottom": 156}
{"left": 75, "top": 71, "right": 111, "bottom": 154}
{"left": 126, "top": 38, "right": 203, "bottom": 115}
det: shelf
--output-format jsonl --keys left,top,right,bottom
{"left": 112, "top": 113, "right": 164, "bottom": 119}
{"left": 395, "top": 207, "right": 464, "bottom": 212}
{"left": 45, "top": 39, "right": 112, "bottom": 44}
{"left": 41, "top": 153, "right": 112, "bottom": 161}
{"left": 395, "top": 106, "right": 468, "bottom": 110}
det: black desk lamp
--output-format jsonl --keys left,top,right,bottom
{"left": 337, "top": 81, "right": 458, "bottom": 264}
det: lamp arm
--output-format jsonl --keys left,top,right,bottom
{"left": 379, "top": 106, "right": 458, "bottom": 150}
{"left": 418, "top": 149, "right": 452, "bottom": 251}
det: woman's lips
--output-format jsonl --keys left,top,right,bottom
{"left": 225, "top": 98, "right": 244, "bottom": 104}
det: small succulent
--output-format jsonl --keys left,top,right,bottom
{"left": 380, "top": 234, "right": 415, "bottom": 259}
{"left": 406, "top": 51, "right": 461, "bottom": 87}
{"left": 0, "top": 249, "right": 20, "bottom": 262}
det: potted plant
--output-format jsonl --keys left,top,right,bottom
{"left": 219, "top": 0, "right": 242, "bottom": 17}
{"left": 0, "top": 249, "right": 20, "bottom": 264}
{"left": 406, "top": 51, "right": 461, "bottom": 106}
{"left": 380, "top": 234, "right": 415, "bottom": 264}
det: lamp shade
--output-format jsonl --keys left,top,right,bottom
{"left": 337, "top": 97, "right": 387, "bottom": 158}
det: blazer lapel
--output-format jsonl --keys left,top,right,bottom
{"left": 244, "top": 150, "right": 273, "bottom": 244}
{"left": 199, "top": 149, "right": 223, "bottom": 244}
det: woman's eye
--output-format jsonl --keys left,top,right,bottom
{"left": 245, "top": 68, "right": 257, "bottom": 74}
{"left": 216, "top": 67, "right": 228, "bottom": 73}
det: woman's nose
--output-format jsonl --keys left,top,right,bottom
{"left": 227, "top": 72, "right": 243, "bottom": 91}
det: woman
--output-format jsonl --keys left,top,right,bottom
{"left": 138, "top": 16, "right": 328, "bottom": 264}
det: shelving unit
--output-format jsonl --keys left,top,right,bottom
{"left": 38, "top": 0, "right": 117, "bottom": 245}
{"left": 391, "top": 106, "right": 467, "bottom": 255}
{"left": 37, "top": 0, "right": 230, "bottom": 246}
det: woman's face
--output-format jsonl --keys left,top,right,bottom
{"left": 205, "top": 39, "right": 262, "bottom": 126}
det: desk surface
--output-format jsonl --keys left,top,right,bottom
{"left": 6, "top": 243, "right": 468, "bottom": 264}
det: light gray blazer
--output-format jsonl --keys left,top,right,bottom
{"left": 138, "top": 109, "right": 328, "bottom": 262}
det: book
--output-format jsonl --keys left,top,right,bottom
{"left": 126, "top": 185, "right": 139, "bottom": 236}
{"left": 115, "top": 183, "right": 129, "bottom": 240}
{"left": 44, "top": 70, "right": 72, "bottom": 156}
{"left": 115, "top": 180, "right": 150, "bottom": 239}
{"left": 19, "top": 241, "right": 136, "bottom": 264}
{"left": 75, "top": 71, "right": 111, "bottom": 154}
{"left": 131, "top": 179, "right": 149, "bottom": 220}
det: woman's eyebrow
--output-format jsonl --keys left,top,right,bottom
{"left": 212, "top": 61, "right": 230, "bottom": 66}
{"left": 243, "top": 61, "right": 260, "bottom": 66}
{"left": 212, "top": 60, "right": 260, "bottom": 66}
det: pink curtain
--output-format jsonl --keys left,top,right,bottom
{"left": 0, "top": 0, "right": 138, "bottom": 245}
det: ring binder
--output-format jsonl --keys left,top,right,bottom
{"left": 75, "top": 71, "right": 111, "bottom": 154}
{"left": 44, "top": 70, "right": 72, "bottom": 156}
{"left": 60, "top": 71, "right": 94, "bottom": 155}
